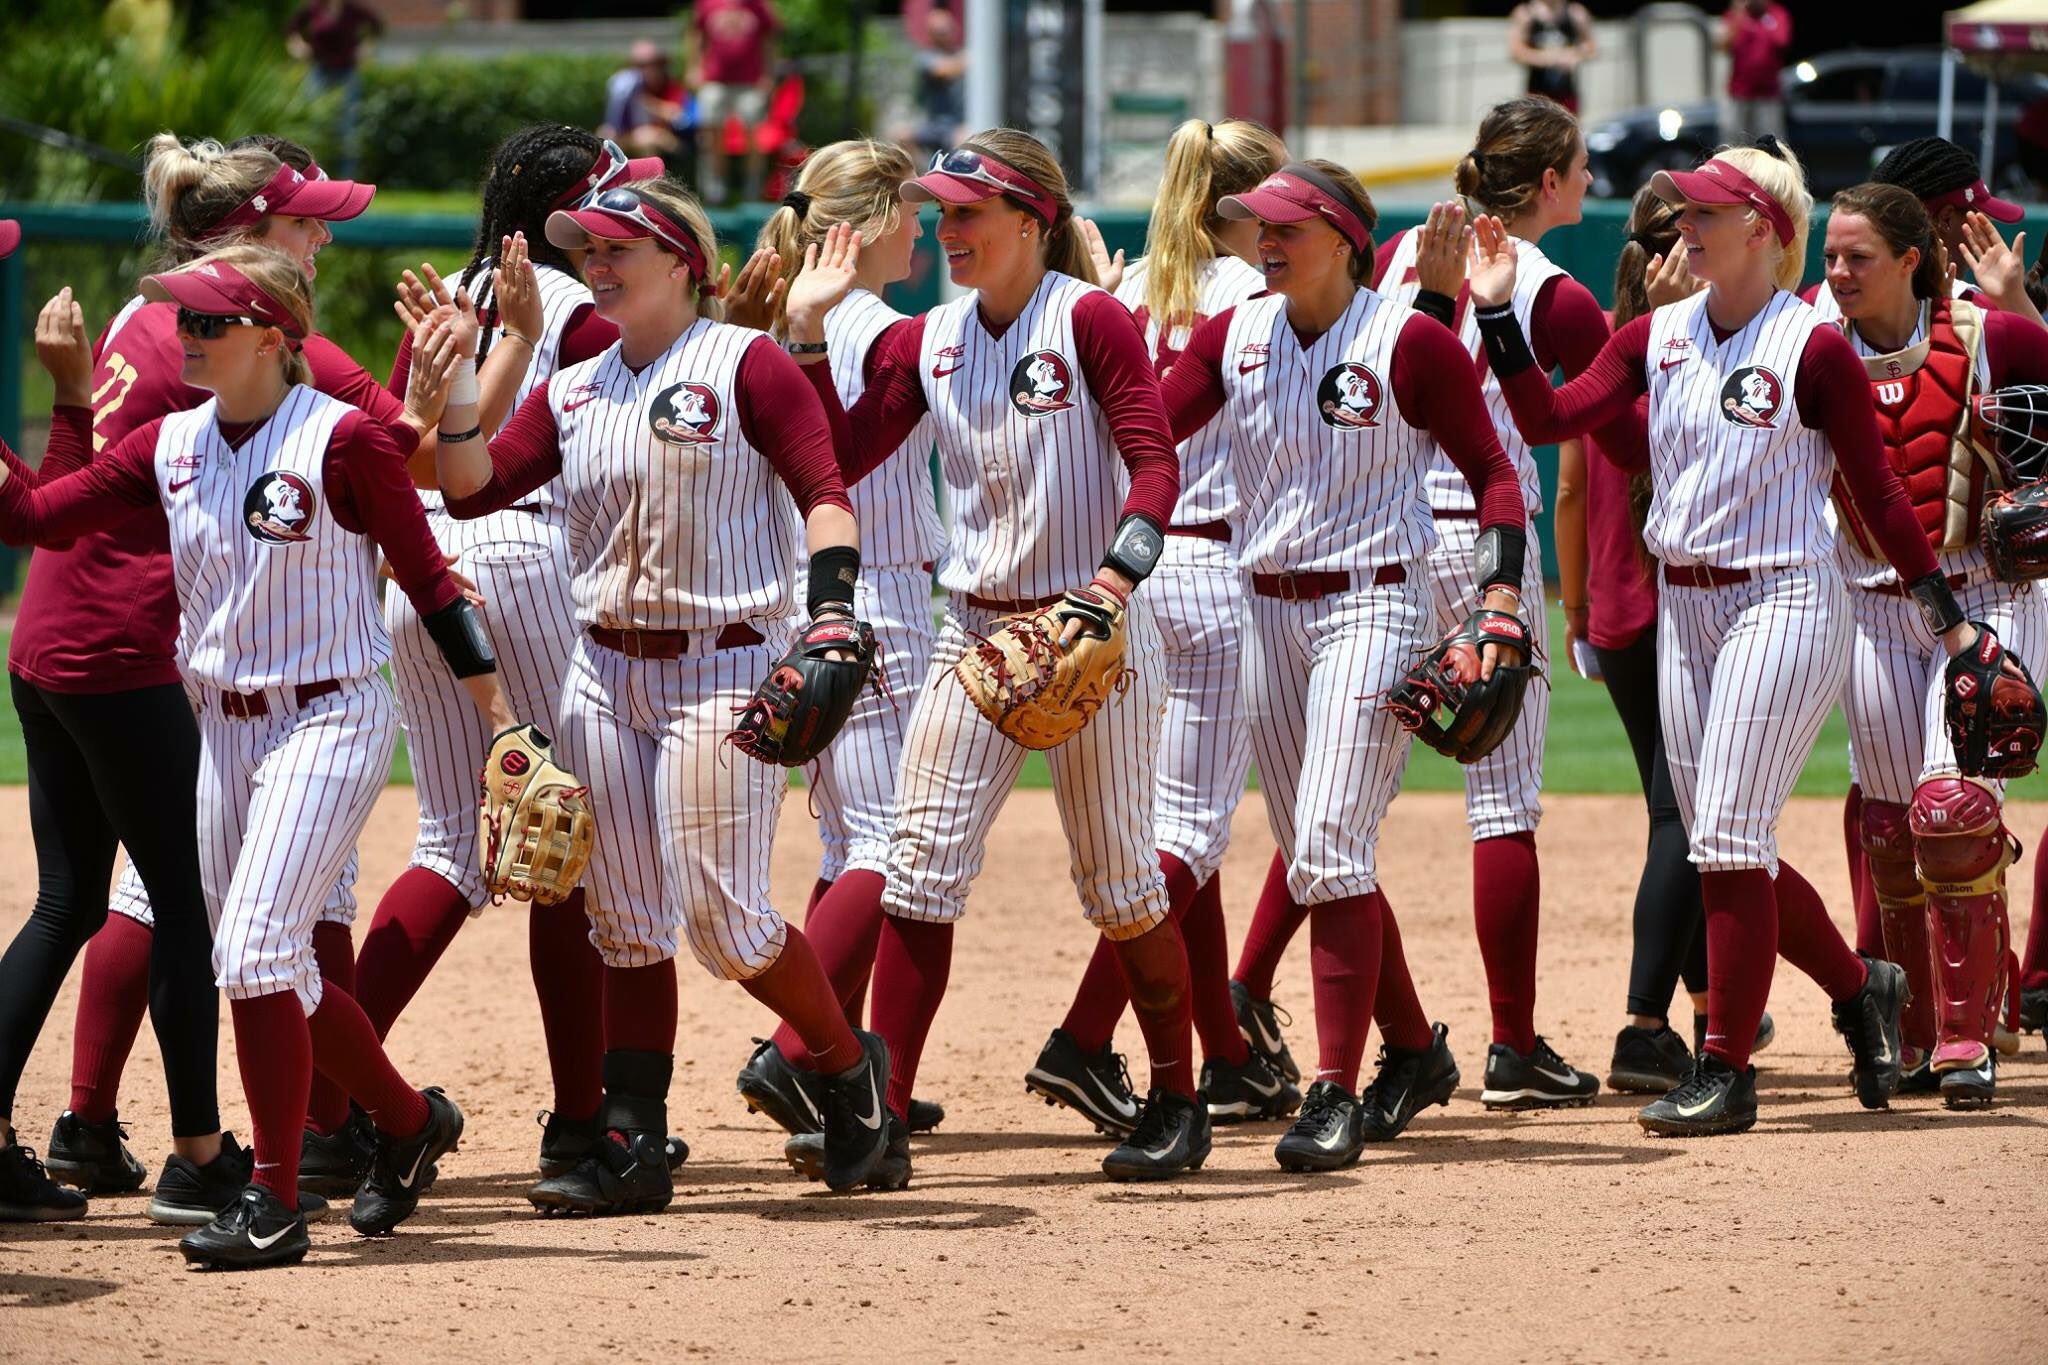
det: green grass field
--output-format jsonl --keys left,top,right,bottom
{"left": 8, "top": 604, "right": 2043, "bottom": 801}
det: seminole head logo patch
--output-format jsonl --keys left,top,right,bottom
{"left": 243, "top": 471, "right": 316, "bottom": 544}
{"left": 1317, "top": 361, "right": 1384, "bottom": 429}
{"left": 1720, "top": 366, "right": 1784, "bottom": 429}
{"left": 1009, "top": 350, "right": 1076, "bottom": 417}
{"left": 650, "top": 381, "right": 721, "bottom": 445}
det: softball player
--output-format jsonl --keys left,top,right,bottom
{"left": 1027, "top": 116, "right": 1299, "bottom": 1135}
{"left": 728, "top": 140, "right": 951, "bottom": 1140}
{"left": 0, "top": 245, "right": 509, "bottom": 1268}
{"left": 428, "top": 176, "right": 897, "bottom": 1208}
{"left": 1823, "top": 181, "right": 2048, "bottom": 1106}
{"left": 780, "top": 130, "right": 1206, "bottom": 1184}
{"left": 1472, "top": 141, "right": 1975, "bottom": 1135}
{"left": 1148, "top": 159, "right": 1527, "bottom": 1171}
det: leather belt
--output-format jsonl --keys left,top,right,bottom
{"left": 218, "top": 679, "right": 342, "bottom": 718}
{"left": 1860, "top": 571, "right": 1969, "bottom": 599}
{"left": 1168, "top": 521, "right": 1232, "bottom": 543}
{"left": 1431, "top": 509, "right": 1479, "bottom": 521}
{"left": 1661, "top": 563, "right": 1753, "bottom": 589}
{"left": 1250, "top": 566, "right": 1406, "bottom": 601}
{"left": 587, "top": 623, "right": 766, "bottom": 660}
{"left": 964, "top": 591, "right": 1066, "bottom": 613}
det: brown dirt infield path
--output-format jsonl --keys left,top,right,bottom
{"left": 2, "top": 789, "right": 2046, "bottom": 1363}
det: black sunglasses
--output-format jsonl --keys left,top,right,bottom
{"left": 176, "top": 307, "right": 262, "bottom": 340}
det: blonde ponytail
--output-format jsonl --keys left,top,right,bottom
{"left": 143, "top": 132, "right": 286, "bottom": 266}
{"left": 1143, "top": 117, "right": 1287, "bottom": 339}
{"left": 754, "top": 139, "right": 914, "bottom": 336}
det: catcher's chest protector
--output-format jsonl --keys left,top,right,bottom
{"left": 1836, "top": 296, "right": 1997, "bottom": 558}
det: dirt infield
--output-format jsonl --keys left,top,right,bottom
{"left": 3, "top": 787, "right": 2046, "bottom": 1363}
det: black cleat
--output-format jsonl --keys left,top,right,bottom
{"left": 1638, "top": 1055, "right": 1759, "bottom": 1136}
{"left": 0, "top": 1142, "right": 88, "bottom": 1222}
{"left": 1230, "top": 979, "right": 1301, "bottom": 1084}
{"left": 45, "top": 1110, "right": 147, "bottom": 1194}
{"left": 1480, "top": 1037, "right": 1599, "bottom": 1110}
{"left": 1361, "top": 1022, "right": 1461, "bottom": 1142}
{"left": 1201, "top": 1051, "right": 1301, "bottom": 1123}
{"left": 529, "top": 1130, "right": 674, "bottom": 1215}
{"left": 906, "top": 1098, "right": 944, "bottom": 1134}
{"left": 299, "top": 1110, "right": 376, "bottom": 1198}
{"left": 536, "top": 1109, "right": 602, "bottom": 1179}
{"left": 1832, "top": 956, "right": 1907, "bottom": 1110}
{"left": 1939, "top": 1048, "right": 1996, "bottom": 1110}
{"left": 147, "top": 1133, "right": 326, "bottom": 1226}
{"left": 2020, "top": 986, "right": 2047, "bottom": 1034}
{"left": 1024, "top": 1028, "right": 1140, "bottom": 1138}
{"left": 785, "top": 1112, "right": 912, "bottom": 1191}
{"left": 178, "top": 1184, "right": 309, "bottom": 1270}
{"left": 1103, "top": 1090, "right": 1211, "bottom": 1182}
{"left": 1897, "top": 1051, "right": 1940, "bottom": 1094}
{"left": 1608, "top": 1025, "right": 1692, "bottom": 1095}
{"left": 350, "top": 1088, "right": 463, "bottom": 1236}
{"left": 741, "top": 1036, "right": 940, "bottom": 1138}
{"left": 816, "top": 1031, "right": 893, "bottom": 1192}
{"left": 1273, "top": 1080, "right": 1366, "bottom": 1172}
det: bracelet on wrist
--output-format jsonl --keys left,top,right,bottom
{"left": 502, "top": 331, "right": 537, "bottom": 349}
{"left": 440, "top": 423, "right": 483, "bottom": 445}
{"left": 786, "top": 340, "right": 829, "bottom": 355}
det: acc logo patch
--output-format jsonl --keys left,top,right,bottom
{"left": 650, "top": 381, "right": 721, "bottom": 445}
{"left": 1010, "top": 350, "right": 1076, "bottom": 417}
{"left": 243, "top": 471, "right": 317, "bottom": 544}
{"left": 1720, "top": 365, "right": 1784, "bottom": 429}
{"left": 1317, "top": 361, "right": 1384, "bottom": 429}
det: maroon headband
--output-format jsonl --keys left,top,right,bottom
{"left": 1651, "top": 158, "right": 1796, "bottom": 246}
{"left": 1215, "top": 162, "right": 1374, "bottom": 256}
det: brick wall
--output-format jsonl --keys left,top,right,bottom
{"left": 1226, "top": 0, "right": 1403, "bottom": 128}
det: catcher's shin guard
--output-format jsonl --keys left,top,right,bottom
{"left": 1911, "top": 777, "right": 2016, "bottom": 1070}
{"left": 1861, "top": 800, "right": 1937, "bottom": 1058}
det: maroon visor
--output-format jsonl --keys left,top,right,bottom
{"left": 901, "top": 147, "right": 1059, "bottom": 225}
{"left": 140, "top": 257, "right": 306, "bottom": 339}
{"left": 546, "top": 187, "right": 708, "bottom": 284}
{"left": 1650, "top": 158, "right": 1796, "bottom": 246}
{"left": 1922, "top": 178, "right": 2025, "bottom": 224}
{"left": 203, "top": 162, "right": 375, "bottom": 240}
{"left": 0, "top": 220, "right": 19, "bottom": 260}
{"left": 1216, "top": 163, "right": 1372, "bottom": 255}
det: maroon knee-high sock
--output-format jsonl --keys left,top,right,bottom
{"left": 307, "top": 978, "right": 430, "bottom": 1138}
{"left": 1111, "top": 913, "right": 1196, "bottom": 1098}
{"left": 67, "top": 914, "right": 153, "bottom": 1121}
{"left": 305, "top": 923, "right": 356, "bottom": 1135}
{"left": 1773, "top": 859, "right": 1868, "bottom": 1002}
{"left": 1183, "top": 873, "right": 1249, "bottom": 1065}
{"left": 230, "top": 992, "right": 312, "bottom": 1207}
{"left": 1699, "top": 869, "right": 1778, "bottom": 1070}
{"left": 742, "top": 926, "right": 861, "bottom": 1074}
{"left": 1234, "top": 848, "right": 1309, "bottom": 998}
{"left": 807, "top": 877, "right": 832, "bottom": 916}
{"left": 869, "top": 916, "right": 954, "bottom": 1121}
{"left": 771, "top": 870, "right": 886, "bottom": 1066}
{"left": 529, "top": 892, "right": 604, "bottom": 1121}
{"left": 1309, "top": 894, "right": 1384, "bottom": 1092}
{"left": 1061, "top": 853, "right": 1201, "bottom": 1051}
{"left": 2024, "top": 822, "right": 2048, "bottom": 990}
{"left": 1845, "top": 786, "right": 1882, "bottom": 955}
{"left": 352, "top": 868, "right": 473, "bottom": 1037}
{"left": 601, "top": 959, "right": 679, "bottom": 1055}
{"left": 1373, "top": 893, "right": 1434, "bottom": 1052}
{"left": 1472, "top": 832, "right": 1540, "bottom": 1053}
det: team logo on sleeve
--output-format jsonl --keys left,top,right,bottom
{"left": 1009, "top": 350, "right": 1076, "bottom": 417}
{"left": 649, "top": 381, "right": 721, "bottom": 445}
{"left": 243, "top": 471, "right": 316, "bottom": 543}
{"left": 1317, "top": 361, "right": 1384, "bottom": 429}
{"left": 1719, "top": 366, "right": 1784, "bottom": 429}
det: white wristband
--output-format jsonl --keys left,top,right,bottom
{"left": 447, "top": 357, "right": 479, "bottom": 409}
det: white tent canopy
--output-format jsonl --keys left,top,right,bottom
{"left": 1939, "top": 0, "right": 2048, "bottom": 176}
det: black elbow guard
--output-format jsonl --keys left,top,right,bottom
{"left": 1908, "top": 572, "right": 1966, "bottom": 638}
{"left": 1474, "top": 301, "right": 1537, "bottom": 379}
{"left": 1474, "top": 524, "right": 1526, "bottom": 594}
{"left": 1101, "top": 514, "right": 1166, "bottom": 586}
{"left": 423, "top": 598, "right": 496, "bottom": 679}
{"left": 807, "top": 543, "right": 861, "bottom": 618}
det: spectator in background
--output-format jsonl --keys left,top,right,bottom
{"left": 907, "top": 8, "right": 967, "bottom": 156}
{"left": 285, "top": 0, "right": 383, "bottom": 177}
{"left": 690, "top": 0, "right": 780, "bottom": 204}
{"left": 1508, "top": 0, "right": 1595, "bottom": 115}
{"left": 1719, "top": 0, "right": 1793, "bottom": 141}
{"left": 600, "top": 39, "right": 695, "bottom": 177}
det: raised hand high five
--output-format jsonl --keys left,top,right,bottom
{"left": 1467, "top": 214, "right": 1520, "bottom": 309}
{"left": 782, "top": 222, "right": 863, "bottom": 349}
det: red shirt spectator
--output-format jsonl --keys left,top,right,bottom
{"left": 1724, "top": 1, "right": 1792, "bottom": 102}
{"left": 287, "top": 0, "right": 383, "bottom": 75}
{"left": 695, "top": 0, "right": 780, "bottom": 86}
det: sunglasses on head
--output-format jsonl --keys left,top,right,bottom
{"left": 579, "top": 187, "right": 705, "bottom": 278}
{"left": 176, "top": 307, "right": 263, "bottom": 340}
{"left": 928, "top": 148, "right": 1053, "bottom": 221}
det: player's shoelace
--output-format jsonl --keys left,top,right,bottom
{"left": 1096, "top": 1048, "right": 1138, "bottom": 1102}
{"left": 1531, "top": 1038, "right": 1573, "bottom": 1075}
{"left": 1122, "top": 1093, "right": 1176, "bottom": 1150}
{"left": 1664, "top": 1061, "right": 1720, "bottom": 1109}
{"left": 1286, "top": 1086, "right": 1343, "bottom": 1137}
{"left": 1357, "top": 1046, "right": 1410, "bottom": 1111}
{"left": 2, "top": 1144, "right": 58, "bottom": 1183}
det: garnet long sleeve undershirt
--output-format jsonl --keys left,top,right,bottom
{"left": 445, "top": 333, "right": 853, "bottom": 520}
{"left": 801, "top": 291, "right": 1182, "bottom": 526}
{"left": 1156, "top": 304, "right": 1527, "bottom": 531}
{"left": 1496, "top": 311, "right": 1940, "bottom": 582}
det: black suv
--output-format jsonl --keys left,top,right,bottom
{"left": 1585, "top": 48, "right": 2048, "bottom": 199}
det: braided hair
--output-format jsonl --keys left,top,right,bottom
{"left": 459, "top": 125, "right": 610, "bottom": 336}
{"left": 1872, "top": 137, "right": 1984, "bottom": 201}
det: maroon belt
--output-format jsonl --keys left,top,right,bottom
{"left": 1250, "top": 566, "right": 1406, "bottom": 601}
{"left": 587, "top": 623, "right": 766, "bottom": 660}
{"left": 1861, "top": 571, "right": 1969, "bottom": 599}
{"left": 218, "top": 679, "right": 342, "bottom": 718}
{"left": 1168, "top": 521, "right": 1232, "bottom": 543}
{"left": 1431, "top": 509, "right": 1479, "bottom": 522}
{"left": 964, "top": 591, "right": 1066, "bottom": 613}
{"left": 1661, "top": 563, "right": 1753, "bottom": 589}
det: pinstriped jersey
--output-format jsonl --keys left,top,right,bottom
{"left": 1645, "top": 289, "right": 1834, "bottom": 569}
{"left": 157, "top": 386, "right": 383, "bottom": 690}
{"left": 1221, "top": 288, "right": 1440, "bottom": 574}
{"left": 823, "top": 288, "right": 944, "bottom": 569}
{"left": 1114, "top": 254, "right": 1268, "bottom": 525}
{"left": 1379, "top": 229, "right": 1560, "bottom": 515}
{"left": 551, "top": 318, "right": 797, "bottom": 629}
{"left": 918, "top": 271, "right": 1122, "bottom": 599}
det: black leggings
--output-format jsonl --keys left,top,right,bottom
{"left": 1592, "top": 628, "right": 1710, "bottom": 1021}
{"left": 0, "top": 676, "right": 218, "bottom": 1136}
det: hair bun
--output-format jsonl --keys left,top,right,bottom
{"left": 781, "top": 189, "right": 812, "bottom": 218}
{"left": 1467, "top": 149, "right": 1487, "bottom": 177}
{"left": 1750, "top": 133, "right": 1788, "bottom": 161}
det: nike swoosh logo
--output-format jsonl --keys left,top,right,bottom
{"left": 1238, "top": 361, "right": 1268, "bottom": 374}
{"left": 1088, "top": 1072, "right": 1139, "bottom": 1119}
{"left": 398, "top": 1144, "right": 429, "bottom": 1189}
{"left": 248, "top": 1223, "right": 293, "bottom": 1250}
{"left": 931, "top": 364, "right": 963, "bottom": 378}
{"left": 1659, "top": 358, "right": 1686, "bottom": 371}
{"left": 1314, "top": 1124, "right": 1349, "bottom": 1150}
{"left": 169, "top": 476, "right": 199, "bottom": 492}
{"left": 1245, "top": 1076, "right": 1282, "bottom": 1098}
{"left": 1141, "top": 1139, "right": 1181, "bottom": 1160}
{"left": 1534, "top": 1065, "right": 1581, "bottom": 1087}
{"left": 1675, "top": 1094, "right": 1720, "bottom": 1118}
{"left": 855, "top": 1066, "right": 883, "bottom": 1131}
{"left": 794, "top": 1080, "right": 822, "bottom": 1128}
{"left": 1382, "top": 1086, "right": 1409, "bottom": 1117}
{"left": 562, "top": 394, "right": 600, "bottom": 411}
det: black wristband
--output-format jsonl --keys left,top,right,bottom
{"left": 1101, "top": 513, "right": 1166, "bottom": 585}
{"left": 1474, "top": 301, "right": 1537, "bottom": 379}
{"left": 1908, "top": 572, "right": 1966, "bottom": 637}
{"left": 807, "top": 543, "right": 861, "bottom": 618}
{"left": 422, "top": 598, "right": 497, "bottom": 678}
{"left": 1413, "top": 289, "right": 1457, "bottom": 330}
{"left": 440, "top": 423, "right": 483, "bottom": 444}
{"left": 1474, "top": 524, "right": 1527, "bottom": 593}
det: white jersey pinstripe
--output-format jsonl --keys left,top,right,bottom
{"left": 823, "top": 288, "right": 944, "bottom": 569}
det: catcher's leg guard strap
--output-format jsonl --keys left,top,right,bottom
{"left": 599, "top": 1048, "right": 674, "bottom": 1132}
{"left": 1911, "top": 777, "right": 2015, "bottom": 1055}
